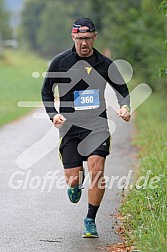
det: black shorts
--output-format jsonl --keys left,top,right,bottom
{"left": 59, "top": 130, "right": 111, "bottom": 168}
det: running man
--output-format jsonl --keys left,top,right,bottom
{"left": 41, "top": 17, "right": 131, "bottom": 238}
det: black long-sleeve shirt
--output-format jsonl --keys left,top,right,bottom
{"left": 41, "top": 46, "right": 130, "bottom": 136}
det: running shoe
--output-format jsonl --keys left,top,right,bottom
{"left": 82, "top": 217, "right": 99, "bottom": 238}
{"left": 67, "top": 168, "right": 85, "bottom": 203}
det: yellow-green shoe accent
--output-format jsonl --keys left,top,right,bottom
{"left": 82, "top": 218, "right": 99, "bottom": 238}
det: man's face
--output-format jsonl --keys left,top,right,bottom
{"left": 72, "top": 26, "right": 97, "bottom": 57}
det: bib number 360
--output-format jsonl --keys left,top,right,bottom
{"left": 74, "top": 89, "right": 100, "bottom": 110}
{"left": 81, "top": 96, "right": 94, "bottom": 104}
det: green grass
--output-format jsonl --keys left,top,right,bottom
{"left": 121, "top": 93, "right": 167, "bottom": 252}
{"left": 0, "top": 49, "right": 47, "bottom": 126}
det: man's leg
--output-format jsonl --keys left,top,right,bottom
{"left": 82, "top": 155, "right": 105, "bottom": 238}
{"left": 59, "top": 133, "right": 85, "bottom": 203}
{"left": 64, "top": 166, "right": 83, "bottom": 188}
{"left": 64, "top": 166, "right": 84, "bottom": 203}
{"left": 87, "top": 155, "right": 106, "bottom": 206}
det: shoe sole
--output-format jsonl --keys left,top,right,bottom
{"left": 82, "top": 233, "right": 99, "bottom": 238}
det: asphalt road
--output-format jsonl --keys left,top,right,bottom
{"left": 0, "top": 101, "right": 136, "bottom": 252}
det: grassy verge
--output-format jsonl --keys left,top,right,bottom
{"left": 0, "top": 49, "right": 46, "bottom": 127}
{"left": 121, "top": 93, "right": 167, "bottom": 252}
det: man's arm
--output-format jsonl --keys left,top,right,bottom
{"left": 112, "top": 84, "right": 131, "bottom": 122}
{"left": 41, "top": 59, "right": 59, "bottom": 120}
{"left": 106, "top": 61, "right": 131, "bottom": 121}
{"left": 117, "top": 105, "right": 131, "bottom": 122}
{"left": 41, "top": 59, "right": 67, "bottom": 127}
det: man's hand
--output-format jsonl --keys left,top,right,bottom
{"left": 117, "top": 106, "right": 131, "bottom": 122}
{"left": 53, "top": 114, "right": 66, "bottom": 128}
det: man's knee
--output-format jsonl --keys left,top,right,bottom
{"left": 88, "top": 156, "right": 105, "bottom": 176}
{"left": 64, "top": 167, "right": 82, "bottom": 188}
{"left": 67, "top": 175, "right": 79, "bottom": 187}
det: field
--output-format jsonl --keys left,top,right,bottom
{"left": 0, "top": 49, "right": 46, "bottom": 126}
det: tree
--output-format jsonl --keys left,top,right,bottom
{"left": 20, "top": 0, "right": 92, "bottom": 55}
{"left": 37, "top": 1, "right": 72, "bottom": 55}
{"left": 20, "top": 0, "right": 167, "bottom": 95}
{"left": 0, "top": 0, "right": 11, "bottom": 38}
{"left": 100, "top": 0, "right": 166, "bottom": 92}
{"left": 21, "top": 0, "right": 46, "bottom": 50}
{"left": 159, "top": 0, "right": 167, "bottom": 78}
{"left": 0, "top": 0, "right": 11, "bottom": 56}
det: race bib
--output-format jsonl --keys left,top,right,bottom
{"left": 74, "top": 89, "right": 100, "bottom": 110}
